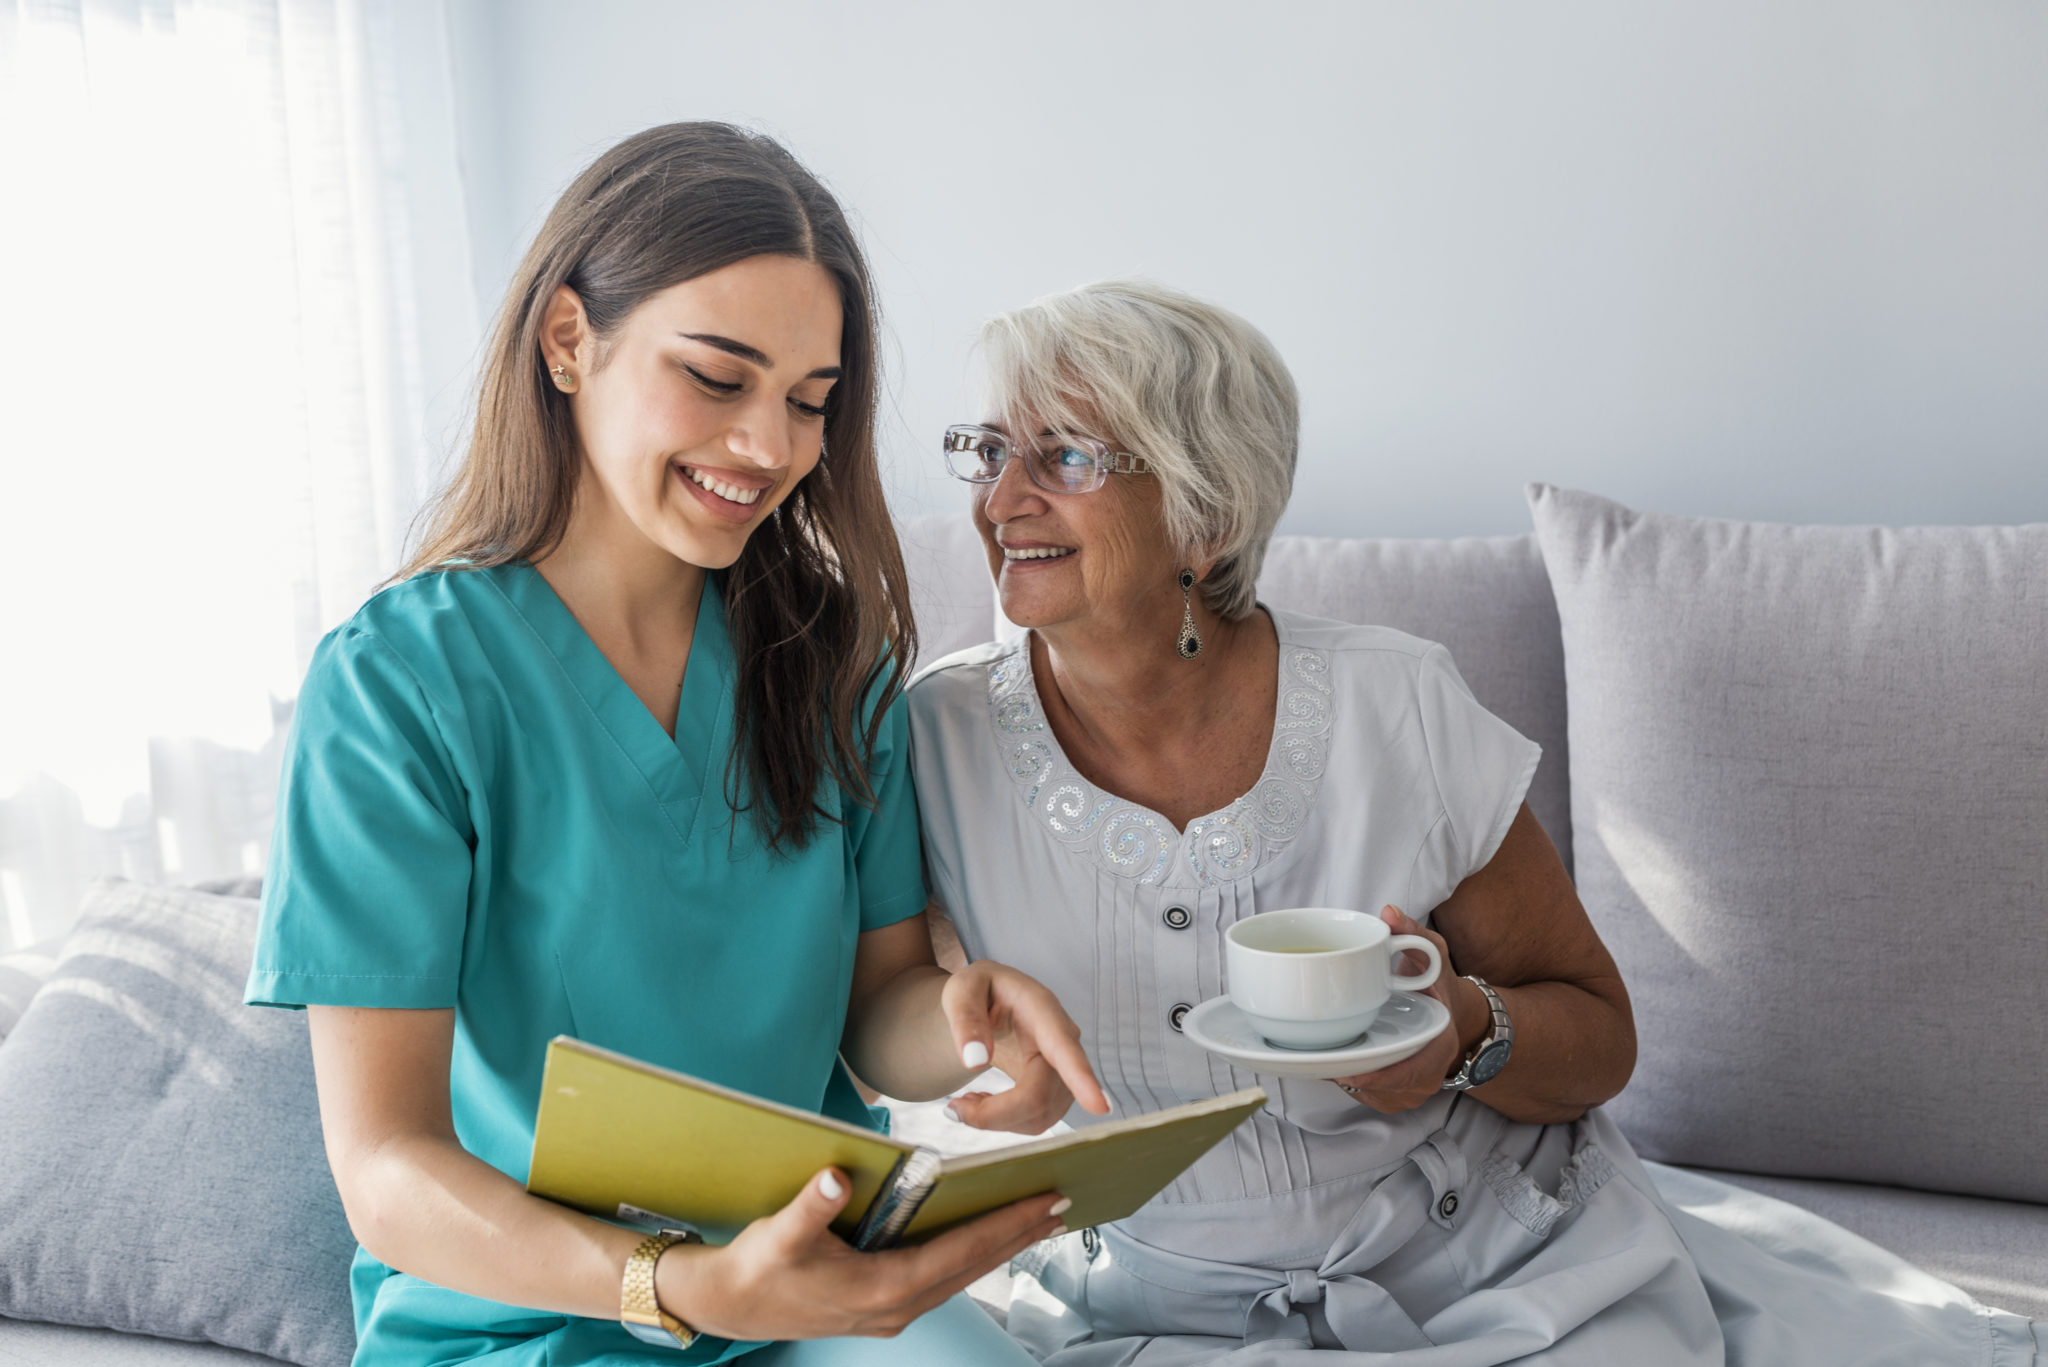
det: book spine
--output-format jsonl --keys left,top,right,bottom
{"left": 850, "top": 1148, "right": 943, "bottom": 1251}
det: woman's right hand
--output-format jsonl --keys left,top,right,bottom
{"left": 658, "top": 1168, "right": 1069, "bottom": 1342}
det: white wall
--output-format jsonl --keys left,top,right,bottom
{"left": 440, "top": 1, "right": 2048, "bottom": 538}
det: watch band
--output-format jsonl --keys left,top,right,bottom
{"left": 620, "top": 1229, "right": 702, "bottom": 1349}
{"left": 1442, "top": 975, "right": 1513, "bottom": 1092}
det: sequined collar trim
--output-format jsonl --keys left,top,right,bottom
{"left": 986, "top": 616, "right": 1334, "bottom": 887}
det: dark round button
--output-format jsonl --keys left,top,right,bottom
{"left": 1081, "top": 1227, "right": 1101, "bottom": 1258}
{"left": 1168, "top": 1002, "right": 1192, "bottom": 1033}
{"left": 1437, "top": 1191, "right": 1460, "bottom": 1220}
{"left": 1162, "top": 904, "right": 1192, "bottom": 930}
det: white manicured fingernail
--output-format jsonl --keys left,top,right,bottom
{"left": 1049, "top": 1223, "right": 1069, "bottom": 1238}
{"left": 961, "top": 1041, "right": 990, "bottom": 1069}
{"left": 819, "top": 1172, "right": 844, "bottom": 1200}
{"left": 1049, "top": 1197, "right": 1073, "bottom": 1217}
{"left": 943, "top": 1104, "right": 963, "bottom": 1123}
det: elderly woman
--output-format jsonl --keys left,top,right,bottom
{"left": 906, "top": 281, "right": 2038, "bottom": 1365}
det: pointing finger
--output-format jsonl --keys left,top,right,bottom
{"left": 1007, "top": 992, "right": 1110, "bottom": 1115}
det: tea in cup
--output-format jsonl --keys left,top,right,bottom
{"left": 1224, "top": 907, "right": 1442, "bottom": 1050}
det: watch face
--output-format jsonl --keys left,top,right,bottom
{"left": 1470, "top": 1039, "right": 1512, "bottom": 1085}
{"left": 622, "top": 1320, "right": 687, "bottom": 1348}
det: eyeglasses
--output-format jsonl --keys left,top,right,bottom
{"left": 942, "top": 424, "right": 1152, "bottom": 495}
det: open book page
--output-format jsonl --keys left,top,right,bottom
{"left": 899, "top": 1089, "right": 1267, "bottom": 1241}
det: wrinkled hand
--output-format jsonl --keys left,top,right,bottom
{"left": 1327, "top": 905, "right": 1475, "bottom": 1114}
{"left": 941, "top": 960, "right": 1110, "bottom": 1133}
{"left": 660, "top": 1167, "right": 1068, "bottom": 1341}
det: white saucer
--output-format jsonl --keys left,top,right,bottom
{"left": 1181, "top": 992, "right": 1453, "bottom": 1080}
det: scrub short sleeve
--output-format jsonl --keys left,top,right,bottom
{"left": 246, "top": 626, "right": 475, "bottom": 1010}
{"left": 848, "top": 687, "right": 929, "bottom": 931}
{"left": 1413, "top": 643, "right": 1542, "bottom": 896}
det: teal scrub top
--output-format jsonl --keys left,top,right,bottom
{"left": 245, "top": 564, "right": 927, "bottom": 1366}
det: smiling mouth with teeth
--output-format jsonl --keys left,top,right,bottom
{"left": 680, "top": 465, "right": 764, "bottom": 506}
{"left": 1003, "top": 546, "right": 1076, "bottom": 561}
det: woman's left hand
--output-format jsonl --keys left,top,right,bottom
{"left": 941, "top": 961, "right": 1111, "bottom": 1133}
{"left": 1327, "top": 905, "right": 1483, "bottom": 1114}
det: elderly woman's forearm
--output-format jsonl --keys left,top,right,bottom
{"left": 1469, "top": 977, "right": 1636, "bottom": 1125}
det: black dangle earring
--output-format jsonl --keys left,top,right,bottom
{"left": 1176, "top": 569, "right": 1203, "bottom": 659}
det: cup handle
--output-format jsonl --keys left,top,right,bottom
{"left": 1386, "top": 935, "right": 1442, "bottom": 993}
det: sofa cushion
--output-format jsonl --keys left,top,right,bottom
{"left": 1529, "top": 484, "right": 2048, "bottom": 1203}
{"left": 1258, "top": 533, "right": 1574, "bottom": 873}
{"left": 0, "top": 880, "right": 355, "bottom": 1367}
{"left": 1670, "top": 1166, "right": 2048, "bottom": 1321}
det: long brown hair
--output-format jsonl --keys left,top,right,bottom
{"left": 398, "top": 122, "right": 916, "bottom": 850}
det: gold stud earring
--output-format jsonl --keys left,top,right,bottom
{"left": 1176, "top": 569, "right": 1203, "bottom": 659}
{"left": 550, "top": 364, "right": 575, "bottom": 392}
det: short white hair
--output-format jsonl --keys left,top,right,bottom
{"left": 977, "top": 279, "right": 1299, "bottom": 621}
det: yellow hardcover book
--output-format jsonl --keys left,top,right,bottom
{"left": 526, "top": 1037, "right": 1265, "bottom": 1248}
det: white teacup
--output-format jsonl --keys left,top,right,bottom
{"left": 1224, "top": 907, "right": 1443, "bottom": 1050}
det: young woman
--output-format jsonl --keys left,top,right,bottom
{"left": 245, "top": 124, "right": 1105, "bottom": 1366}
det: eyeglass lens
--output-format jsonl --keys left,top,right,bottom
{"left": 945, "top": 429, "right": 1108, "bottom": 494}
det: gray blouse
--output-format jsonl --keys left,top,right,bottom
{"left": 909, "top": 610, "right": 1537, "bottom": 1260}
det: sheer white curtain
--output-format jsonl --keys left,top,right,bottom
{"left": 0, "top": 0, "right": 477, "bottom": 950}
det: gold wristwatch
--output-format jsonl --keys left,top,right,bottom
{"left": 620, "top": 1229, "right": 702, "bottom": 1349}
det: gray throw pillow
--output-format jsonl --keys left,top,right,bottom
{"left": 0, "top": 879, "right": 356, "bottom": 1367}
{"left": 1529, "top": 485, "right": 2048, "bottom": 1203}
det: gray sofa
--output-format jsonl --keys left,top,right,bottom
{"left": 3, "top": 487, "right": 2042, "bottom": 1364}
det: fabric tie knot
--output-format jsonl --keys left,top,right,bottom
{"left": 1244, "top": 1269, "right": 1433, "bottom": 1352}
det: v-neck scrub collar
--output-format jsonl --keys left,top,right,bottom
{"left": 490, "top": 564, "right": 736, "bottom": 840}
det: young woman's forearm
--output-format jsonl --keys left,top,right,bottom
{"left": 335, "top": 1114, "right": 1070, "bottom": 1347}
{"left": 841, "top": 962, "right": 978, "bottom": 1102}
{"left": 840, "top": 915, "right": 1108, "bottom": 1127}
{"left": 310, "top": 1006, "right": 643, "bottom": 1319}
{"left": 338, "top": 1133, "right": 645, "bottom": 1319}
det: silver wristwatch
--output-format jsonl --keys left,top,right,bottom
{"left": 1442, "top": 976, "right": 1513, "bottom": 1092}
